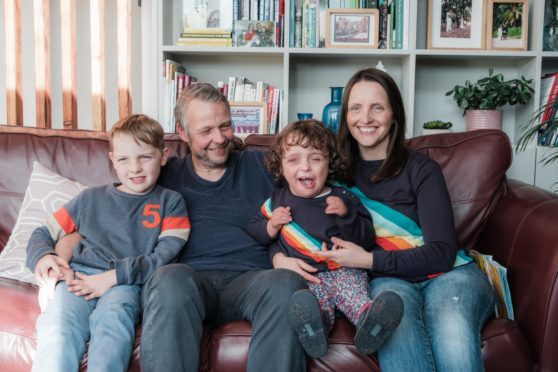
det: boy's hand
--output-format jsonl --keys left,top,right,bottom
{"left": 67, "top": 269, "right": 117, "bottom": 301}
{"left": 325, "top": 196, "right": 348, "bottom": 217}
{"left": 34, "top": 254, "right": 70, "bottom": 287}
{"left": 267, "top": 206, "right": 292, "bottom": 237}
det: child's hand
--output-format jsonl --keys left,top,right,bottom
{"left": 67, "top": 269, "right": 117, "bottom": 301}
{"left": 34, "top": 254, "right": 70, "bottom": 287}
{"left": 325, "top": 196, "right": 348, "bottom": 217}
{"left": 267, "top": 206, "right": 292, "bottom": 237}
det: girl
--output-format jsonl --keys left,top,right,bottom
{"left": 248, "top": 120, "right": 403, "bottom": 358}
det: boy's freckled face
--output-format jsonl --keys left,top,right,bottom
{"left": 281, "top": 139, "right": 329, "bottom": 199}
{"left": 109, "top": 133, "right": 168, "bottom": 195}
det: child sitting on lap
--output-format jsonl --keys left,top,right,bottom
{"left": 248, "top": 120, "right": 403, "bottom": 358}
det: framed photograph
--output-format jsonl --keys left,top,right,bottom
{"left": 230, "top": 102, "right": 268, "bottom": 134}
{"left": 234, "top": 20, "right": 277, "bottom": 47}
{"left": 325, "top": 8, "right": 379, "bottom": 48}
{"left": 427, "top": 0, "right": 486, "bottom": 50}
{"left": 486, "top": 0, "right": 528, "bottom": 51}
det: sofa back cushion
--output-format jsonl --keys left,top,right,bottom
{"left": 0, "top": 125, "right": 190, "bottom": 252}
{"left": 245, "top": 129, "right": 512, "bottom": 250}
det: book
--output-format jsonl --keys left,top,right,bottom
{"left": 182, "top": 1, "right": 233, "bottom": 30}
{"left": 180, "top": 32, "right": 232, "bottom": 38}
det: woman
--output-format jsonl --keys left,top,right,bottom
{"left": 317, "top": 68, "right": 495, "bottom": 371}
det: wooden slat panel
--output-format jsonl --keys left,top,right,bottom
{"left": 60, "top": 0, "right": 77, "bottom": 129}
{"left": 4, "top": 0, "right": 23, "bottom": 126}
{"left": 33, "top": 0, "right": 52, "bottom": 128}
{"left": 117, "top": 0, "right": 132, "bottom": 118}
{"left": 91, "top": 0, "right": 106, "bottom": 131}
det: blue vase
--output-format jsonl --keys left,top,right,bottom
{"left": 322, "top": 87, "right": 343, "bottom": 133}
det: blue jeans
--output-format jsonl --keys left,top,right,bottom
{"left": 369, "top": 263, "right": 495, "bottom": 372}
{"left": 140, "top": 264, "right": 308, "bottom": 372}
{"left": 33, "top": 263, "right": 141, "bottom": 372}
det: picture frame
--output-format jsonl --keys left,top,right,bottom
{"left": 486, "top": 0, "right": 528, "bottom": 51}
{"left": 325, "top": 8, "right": 379, "bottom": 49}
{"left": 234, "top": 20, "right": 277, "bottom": 47}
{"left": 427, "top": 0, "right": 486, "bottom": 50}
{"left": 230, "top": 102, "right": 268, "bottom": 134}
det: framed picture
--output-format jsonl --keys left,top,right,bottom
{"left": 234, "top": 20, "right": 277, "bottom": 47}
{"left": 325, "top": 9, "right": 379, "bottom": 48}
{"left": 427, "top": 0, "right": 486, "bottom": 50}
{"left": 486, "top": 0, "right": 528, "bottom": 50}
{"left": 230, "top": 102, "right": 268, "bottom": 134}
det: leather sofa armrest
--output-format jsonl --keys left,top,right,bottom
{"left": 476, "top": 179, "right": 558, "bottom": 371}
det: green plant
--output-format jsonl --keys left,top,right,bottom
{"left": 445, "top": 68, "right": 534, "bottom": 115}
{"left": 423, "top": 120, "right": 453, "bottom": 129}
{"left": 516, "top": 101, "right": 558, "bottom": 166}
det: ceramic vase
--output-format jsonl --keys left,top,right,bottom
{"left": 322, "top": 87, "right": 343, "bottom": 133}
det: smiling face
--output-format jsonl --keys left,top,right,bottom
{"left": 346, "top": 80, "right": 394, "bottom": 160}
{"left": 109, "top": 133, "right": 168, "bottom": 195}
{"left": 281, "top": 137, "right": 329, "bottom": 198}
{"left": 178, "top": 99, "right": 234, "bottom": 174}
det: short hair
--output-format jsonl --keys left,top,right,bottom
{"left": 174, "top": 83, "right": 230, "bottom": 134}
{"left": 338, "top": 67, "right": 408, "bottom": 182}
{"left": 266, "top": 119, "right": 349, "bottom": 183}
{"left": 109, "top": 114, "right": 165, "bottom": 152}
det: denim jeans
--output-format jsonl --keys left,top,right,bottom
{"left": 369, "top": 263, "right": 495, "bottom": 372}
{"left": 140, "top": 264, "right": 308, "bottom": 372}
{"left": 33, "top": 263, "right": 141, "bottom": 372}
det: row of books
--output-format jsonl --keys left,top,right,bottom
{"left": 289, "top": 0, "right": 409, "bottom": 49}
{"left": 222, "top": 77, "right": 285, "bottom": 134}
{"left": 161, "top": 59, "right": 284, "bottom": 135}
{"left": 538, "top": 72, "right": 558, "bottom": 146}
{"left": 182, "top": 0, "right": 285, "bottom": 47}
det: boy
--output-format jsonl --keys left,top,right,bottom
{"left": 26, "top": 114, "right": 190, "bottom": 372}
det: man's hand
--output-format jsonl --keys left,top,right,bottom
{"left": 267, "top": 206, "right": 292, "bottom": 238}
{"left": 325, "top": 196, "right": 348, "bottom": 217}
{"left": 67, "top": 269, "right": 117, "bottom": 301}
{"left": 272, "top": 253, "right": 320, "bottom": 284}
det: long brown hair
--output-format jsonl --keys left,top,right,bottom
{"left": 267, "top": 120, "right": 349, "bottom": 183}
{"left": 337, "top": 68, "right": 408, "bottom": 182}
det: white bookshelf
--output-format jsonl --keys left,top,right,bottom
{"left": 141, "top": 0, "right": 557, "bottom": 190}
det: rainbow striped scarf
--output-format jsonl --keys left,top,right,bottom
{"left": 337, "top": 184, "right": 472, "bottom": 275}
{"left": 261, "top": 199, "right": 339, "bottom": 270}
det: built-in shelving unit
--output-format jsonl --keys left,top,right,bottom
{"left": 141, "top": 0, "right": 558, "bottom": 190}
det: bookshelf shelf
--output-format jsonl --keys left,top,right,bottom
{"left": 142, "top": 0, "right": 557, "bottom": 190}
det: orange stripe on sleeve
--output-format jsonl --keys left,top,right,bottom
{"left": 53, "top": 208, "right": 77, "bottom": 234}
{"left": 161, "top": 217, "right": 191, "bottom": 231}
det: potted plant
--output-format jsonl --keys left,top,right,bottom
{"left": 422, "top": 120, "right": 453, "bottom": 135}
{"left": 445, "top": 68, "right": 534, "bottom": 131}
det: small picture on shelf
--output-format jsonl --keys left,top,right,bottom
{"left": 182, "top": 0, "right": 232, "bottom": 30}
{"left": 427, "top": 0, "right": 485, "bottom": 49}
{"left": 486, "top": 0, "right": 529, "bottom": 51}
{"left": 234, "top": 21, "right": 277, "bottom": 47}
{"left": 230, "top": 102, "right": 267, "bottom": 134}
{"left": 325, "top": 8, "right": 379, "bottom": 49}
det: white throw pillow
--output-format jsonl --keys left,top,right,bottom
{"left": 0, "top": 162, "right": 87, "bottom": 284}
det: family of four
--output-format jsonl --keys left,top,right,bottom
{"left": 26, "top": 68, "right": 495, "bottom": 372}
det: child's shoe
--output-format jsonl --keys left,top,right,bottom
{"left": 354, "top": 290, "right": 404, "bottom": 355}
{"left": 287, "top": 289, "right": 328, "bottom": 358}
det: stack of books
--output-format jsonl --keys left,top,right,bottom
{"left": 176, "top": 28, "right": 233, "bottom": 47}
{"left": 538, "top": 72, "right": 558, "bottom": 146}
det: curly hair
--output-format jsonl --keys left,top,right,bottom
{"left": 266, "top": 120, "right": 349, "bottom": 183}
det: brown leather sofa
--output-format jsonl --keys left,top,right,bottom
{"left": 0, "top": 125, "right": 556, "bottom": 372}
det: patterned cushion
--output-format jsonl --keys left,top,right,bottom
{"left": 0, "top": 162, "right": 87, "bottom": 284}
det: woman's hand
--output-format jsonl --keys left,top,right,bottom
{"left": 316, "top": 236, "right": 373, "bottom": 269}
{"left": 272, "top": 253, "right": 320, "bottom": 284}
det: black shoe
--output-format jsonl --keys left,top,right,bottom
{"left": 354, "top": 290, "right": 404, "bottom": 355}
{"left": 288, "top": 289, "right": 328, "bottom": 358}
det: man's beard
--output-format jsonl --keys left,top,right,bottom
{"left": 193, "top": 140, "right": 232, "bottom": 169}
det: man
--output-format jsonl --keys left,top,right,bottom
{"left": 140, "top": 83, "right": 315, "bottom": 371}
